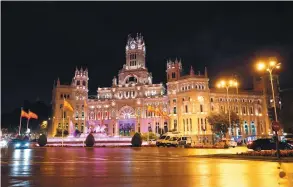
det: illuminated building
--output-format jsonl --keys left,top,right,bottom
{"left": 49, "top": 34, "right": 277, "bottom": 142}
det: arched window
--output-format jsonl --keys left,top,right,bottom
{"left": 172, "top": 72, "right": 176, "bottom": 78}
{"left": 81, "top": 123, "right": 84, "bottom": 133}
{"left": 190, "top": 118, "right": 192, "bottom": 132}
{"left": 251, "top": 123, "right": 256, "bottom": 135}
{"left": 200, "top": 104, "right": 203, "bottom": 112}
{"left": 174, "top": 120, "right": 177, "bottom": 131}
{"left": 183, "top": 119, "right": 185, "bottom": 132}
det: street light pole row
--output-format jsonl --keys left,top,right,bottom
{"left": 217, "top": 80, "right": 238, "bottom": 138}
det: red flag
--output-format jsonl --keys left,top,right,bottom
{"left": 21, "top": 110, "right": 29, "bottom": 119}
{"left": 28, "top": 111, "right": 38, "bottom": 119}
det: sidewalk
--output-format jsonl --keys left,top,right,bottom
{"left": 188, "top": 154, "right": 293, "bottom": 162}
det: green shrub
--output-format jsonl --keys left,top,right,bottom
{"left": 38, "top": 134, "right": 47, "bottom": 147}
{"left": 85, "top": 133, "right": 95, "bottom": 147}
{"left": 141, "top": 132, "right": 158, "bottom": 141}
{"left": 131, "top": 133, "right": 142, "bottom": 147}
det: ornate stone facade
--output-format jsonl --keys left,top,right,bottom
{"left": 50, "top": 34, "right": 168, "bottom": 137}
{"left": 50, "top": 34, "right": 275, "bottom": 142}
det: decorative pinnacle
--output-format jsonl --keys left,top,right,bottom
{"left": 190, "top": 66, "right": 195, "bottom": 76}
{"left": 57, "top": 77, "right": 60, "bottom": 85}
{"left": 204, "top": 67, "right": 208, "bottom": 77}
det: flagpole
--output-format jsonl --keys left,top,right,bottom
{"left": 26, "top": 110, "right": 30, "bottom": 133}
{"left": 19, "top": 107, "right": 23, "bottom": 135}
{"left": 62, "top": 98, "right": 65, "bottom": 147}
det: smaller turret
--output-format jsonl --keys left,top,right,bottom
{"left": 73, "top": 67, "right": 89, "bottom": 93}
{"left": 166, "top": 59, "right": 182, "bottom": 82}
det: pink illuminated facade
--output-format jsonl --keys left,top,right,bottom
{"left": 50, "top": 34, "right": 168, "bottom": 137}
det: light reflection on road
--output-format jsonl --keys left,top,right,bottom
{"left": 1, "top": 147, "right": 292, "bottom": 187}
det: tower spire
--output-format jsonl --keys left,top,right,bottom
{"left": 57, "top": 77, "right": 60, "bottom": 86}
{"left": 190, "top": 66, "right": 195, "bottom": 76}
{"left": 204, "top": 67, "right": 208, "bottom": 77}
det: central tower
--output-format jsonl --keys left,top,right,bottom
{"left": 125, "top": 33, "right": 146, "bottom": 70}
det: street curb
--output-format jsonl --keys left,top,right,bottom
{"left": 187, "top": 154, "right": 293, "bottom": 162}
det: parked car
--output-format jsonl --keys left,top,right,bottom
{"left": 156, "top": 133, "right": 181, "bottom": 147}
{"left": 215, "top": 139, "right": 237, "bottom": 148}
{"left": 156, "top": 135, "right": 170, "bottom": 147}
{"left": 247, "top": 138, "right": 293, "bottom": 151}
{"left": 8, "top": 139, "right": 30, "bottom": 149}
{"left": 0, "top": 138, "right": 8, "bottom": 148}
{"left": 165, "top": 137, "right": 180, "bottom": 147}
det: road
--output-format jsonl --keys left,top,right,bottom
{"left": 1, "top": 147, "right": 293, "bottom": 187}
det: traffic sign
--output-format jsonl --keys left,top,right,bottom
{"left": 272, "top": 121, "right": 281, "bottom": 131}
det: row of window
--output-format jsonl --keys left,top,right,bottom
{"left": 129, "top": 54, "right": 137, "bottom": 60}
{"left": 219, "top": 105, "right": 262, "bottom": 114}
{"left": 76, "top": 80, "right": 87, "bottom": 86}
{"left": 172, "top": 104, "right": 204, "bottom": 114}
{"left": 217, "top": 98, "right": 261, "bottom": 103}
{"left": 181, "top": 84, "right": 205, "bottom": 91}
{"left": 172, "top": 118, "right": 207, "bottom": 131}
{"left": 60, "top": 94, "right": 70, "bottom": 99}
{"left": 129, "top": 61, "right": 137, "bottom": 66}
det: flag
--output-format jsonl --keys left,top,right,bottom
{"left": 28, "top": 111, "right": 38, "bottom": 119}
{"left": 21, "top": 110, "right": 30, "bottom": 119}
{"left": 155, "top": 108, "right": 161, "bottom": 116}
{"left": 147, "top": 106, "right": 155, "bottom": 112}
{"left": 64, "top": 99, "right": 73, "bottom": 111}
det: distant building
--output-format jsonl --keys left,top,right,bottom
{"left": 49, "top": 34, "right": 278, "bottom": 142}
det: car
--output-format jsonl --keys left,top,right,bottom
{"left": 0, "top": 139, "right": 8, "bottom": 147}
{"left": 156, "top": 132, "right": 181, "bottom": 147}
{"left": 164, "top": 136, "right": 192, "bottom": 147}
{"left": 215, "top": 139, "right": 237, "bottom": 148}
{"left": 247, "top": 138, "right": 293, "bottom": 151}
{"left": 8, "top": 139, "right": 30, "bottom": 149}
{"left": 165, "top": 136, "right": 180, "bottom": 147}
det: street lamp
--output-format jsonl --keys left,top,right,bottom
{"left": 256, "top": 58, "right": 281, "bottom": 158}
{"left": 217, "top": 79, "right": 237, "bottom": 138}
{"left": 256, "top": 60, "right": 281, "bottom": 122}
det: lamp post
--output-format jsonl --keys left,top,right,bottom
{"left": 256, "top": 60, "right": 280, "bottom": 122}
{"left": 256, "top": 59, "right": 281, "bottom": 158}
{"left": 217, "top": 79, "right": 237, "bottom": 138}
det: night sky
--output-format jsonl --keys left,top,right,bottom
{"left": 2, "top": 2, "right": 293, "bottom": 113}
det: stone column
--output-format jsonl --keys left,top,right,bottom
{"left": 115, "top": 120, "right": 119, "bottom": 136}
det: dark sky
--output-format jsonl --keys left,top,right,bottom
{"left": 2, "top": 2, "right": 293, "bottom": 113}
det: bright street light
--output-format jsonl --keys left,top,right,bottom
{"left": 256, "top": 59, "right": 281, "bottom": 122}
{"left": 256, "top": 58, "right": 281, "bottom": 158}
{"left": 216, "top": 79, "right": 238, "bottom": 138}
